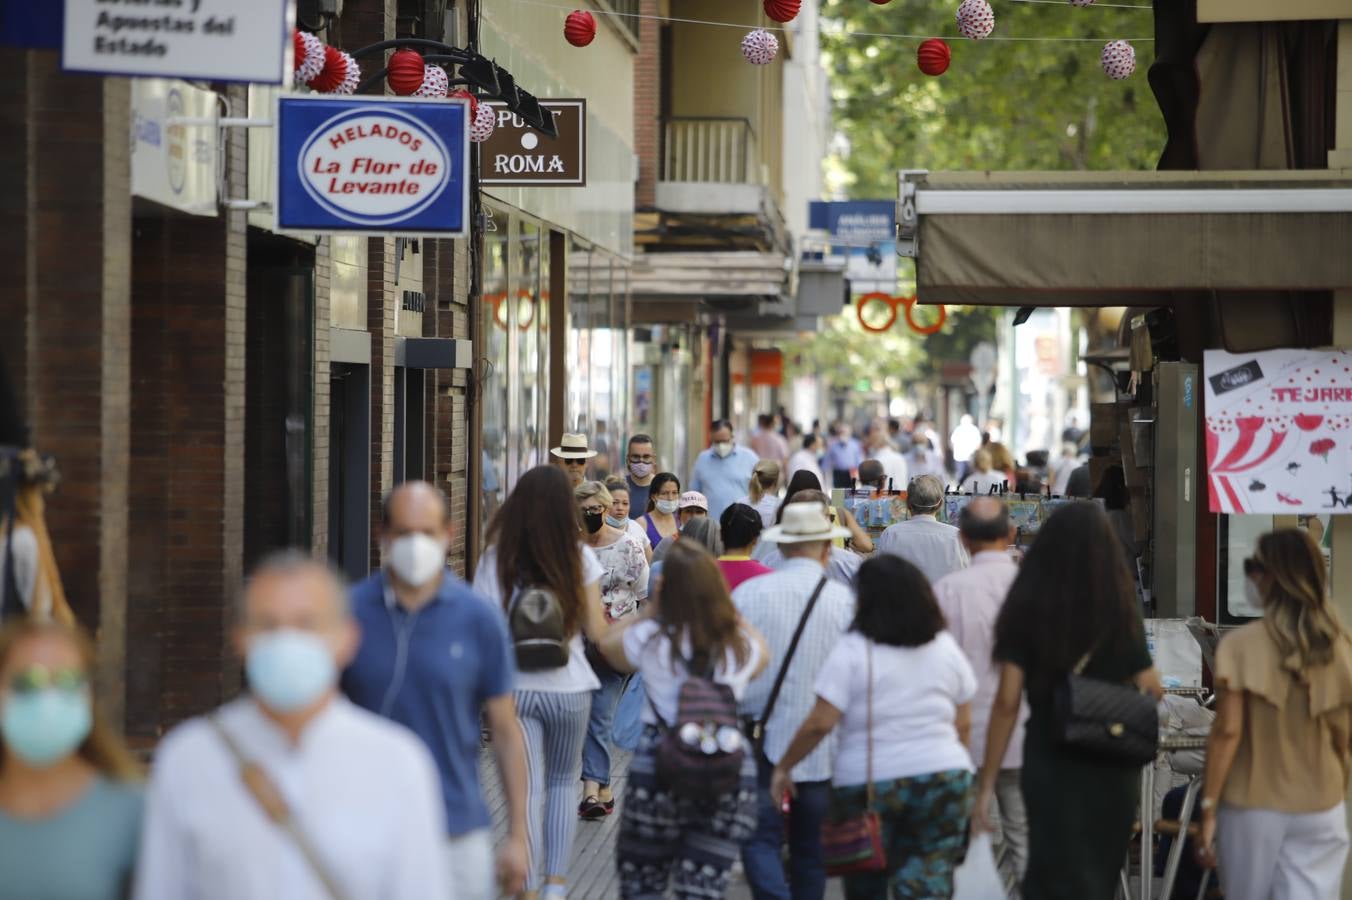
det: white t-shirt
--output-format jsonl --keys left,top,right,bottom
{"left": 622, "top": 618, "right": 764, "bottom": 726}
{"left": 624, "top": 518, "right": 649, "bottom": 552}
{"left": 472, "top": 544, "right": 605, "bottom": 693}
{"left": 813, "top": 631, "right": 977, "bottom": 787}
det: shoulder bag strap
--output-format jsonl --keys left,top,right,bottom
{"left": 207, "top": 714, "right": 351, "bottom": 900}
{"left": 753, "top": 575, "right": 828, "bottom": 743}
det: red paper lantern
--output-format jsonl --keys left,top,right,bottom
{"left": 564, "top": 10, "right": 596, "bottom": 47}
{"left": 386, "top": 48, "right": 425, "bottom": 96}
{"left": 450, "top": 89, "right": 480, "bottom": 119}
{"left": 917, "top": 38, "right": 951, "bottom": 76}
{"left": 308, "top": 46, "right": 360, "bottom": 94}
{"left": 763, "top": 0, "right": 801, "bottom": 23}
{"left": 293, "top": 30, "right": 324, "bottom": 85}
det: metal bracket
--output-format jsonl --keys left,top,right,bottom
{"left": 167, "top": 117, "right": 273, "bottom": 128}
{"left": 896, "top": 169, "right": 927, "bottom": 259}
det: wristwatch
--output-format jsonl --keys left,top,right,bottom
{"left": 1199, "top": 797, "right": 1217, "bottom": 813}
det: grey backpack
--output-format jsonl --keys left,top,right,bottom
{"left": 507, "top": 586, "right": 569, "bottom": 671}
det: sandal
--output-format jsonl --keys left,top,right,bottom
{"left": 578, "top": 795, "right": 609, "bottom": 820}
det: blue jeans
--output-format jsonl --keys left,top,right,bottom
{"left": 582, "top": 667, "right": 628, "bottom": 787}
{"left": 741, "top": 752, "right": 831, "bottom": 900}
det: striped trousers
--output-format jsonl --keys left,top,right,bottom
{"left": 516, "top": 689, "right": 592, "bottom": 892}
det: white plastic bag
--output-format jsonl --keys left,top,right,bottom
{"left": 953, "top": 832, "right": 1005, "bottom": 900}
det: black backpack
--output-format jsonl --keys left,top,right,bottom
{"left": 507, "top": 586, "right": 569, "bottom": 671}
{"left": 650, "top": 652, "right": 746, "bottom": 802}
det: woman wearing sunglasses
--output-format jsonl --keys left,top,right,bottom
{"left": 0, "top": 619, "right": 143, "bottom": 899}
{"left": 1196, "top": 529, "right": 1352, "bottom": 899}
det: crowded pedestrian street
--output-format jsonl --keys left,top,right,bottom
{"left": 5, "top": 0, "right": 1352, "bottom": 898}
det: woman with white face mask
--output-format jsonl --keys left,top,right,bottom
{"left": 0, "top": 620, "right": 143, "bottom": 899}
{"left": 1196, "top": 529, "right": 1352, "bottom": 899}
{"left": 640, "top": 473, "right": 682, "bottom": 551}
{"left": 604, "top": 476, "right": 652, "bottom": 564}
{"left": 575, "top": 481, "right": 649, "bottom": 821}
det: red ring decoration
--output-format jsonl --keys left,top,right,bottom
{"left": 904, "top": 297, "right": 946, "bottom": 335}
{"left": 856, "top": 292, "right": 946, "bottom": 335}
{"left": 490, "top": 290, "right": 537, "bottom": 332}
{"left": 856, "top": 292, "right": 899, "bottom": 333}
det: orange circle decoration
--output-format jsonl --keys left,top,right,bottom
{"left": 904, "top": 298, "right": 946, "bottom": 335}
{"left": 857, "top": 292, "right": 899, "bottom": 333}
{"left": 856, "top": 293, "right": 947, "bottom": 335}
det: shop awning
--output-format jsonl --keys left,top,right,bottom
{"left": 901, "top": 170, "right": 1352, "bottom": 307}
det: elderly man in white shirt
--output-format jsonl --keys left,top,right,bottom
{"left": 733, "top": 503, "right": 856, "bottom": 900}
{"left": 876, "top": 474, "right": 969, "bottom": 584}
{"left": 135, "top": 552, "right": 448, "bottom": 900}
{"left": 932, "top": 497, "right": 1029, "bottom": 886}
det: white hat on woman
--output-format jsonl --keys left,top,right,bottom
{"left": 550, "top": 433, "right": 598, "bottom": 460}
{"left": 760, "top": 502, "right": 850, "bottom": 544}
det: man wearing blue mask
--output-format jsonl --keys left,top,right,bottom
{"left": 136, "top": 553, "right": 449, "bottom": 900}
{"left": 342, "top": 481, "right": 527, "bottom": 900}
{"left": 690, "top": 418, "right": 759, "bottom": 521}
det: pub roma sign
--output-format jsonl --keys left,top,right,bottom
{"left": 276, "top": 95, "right": 470, "bottom": 236}
{"left": 480, "top": 99, "right": 586, "bottom": 187}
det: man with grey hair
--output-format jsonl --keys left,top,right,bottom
{"left": 733, "top": 502, "right": 856, "bottom": 900}
{"left": 343, "top": 481, "right": 527, "bottom": 900}
{"left": 875, "top": 474, "right": 969, "bottom": 583}
{"left": 136, "top": 552, "right": 449, "bottom": 900}
{"left": 933, "top": 497, "right": 1029, "bottom": 887}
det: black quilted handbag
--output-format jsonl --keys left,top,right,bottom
{"left": 1052, "top": 649, "right": 1159, "bottom": 766}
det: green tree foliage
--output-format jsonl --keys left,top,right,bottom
{"left": 822, "top": 0, "right": 1165, "bottom": 197}
{"left": 794, "top": 0, "right": 1165, "bottom": 390}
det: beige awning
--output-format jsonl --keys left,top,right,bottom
{"left": 906, "top": 170, "right": 1352, "bottom": 307}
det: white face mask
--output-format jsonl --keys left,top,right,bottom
{"left": 1243, "top": 577, "right": 1264, "bottom": 611}
{"left": 655, "top": 499, "right": 680, "bottom": 515}
{"left": 387, "top": 533, "right": 447, "bottom": 587}
{"left": 714, "top": 441, "right": 734, "bottom": 458}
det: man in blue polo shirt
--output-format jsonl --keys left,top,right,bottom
{"left": 342, "top": 481, "right": 527, "bottom": 900}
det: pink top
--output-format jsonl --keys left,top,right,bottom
{"left": 718, "top": 557, "right": 775, "bottom": 592}
{"left": 932, "top": 550, "right": 1028, "bottom": 770}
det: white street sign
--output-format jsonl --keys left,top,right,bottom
{"left": 131, "top": 79, "right": 219, "bottom": 216}
{"left": 63, "top": 0, "right": 293, "bottom": 84}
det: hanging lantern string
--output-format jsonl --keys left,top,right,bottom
{"left": 506, "top": 0, "right": 1154, "bottom": 41}
{"left": 1010, "top": 0, "right": 1152, "bottom": 8}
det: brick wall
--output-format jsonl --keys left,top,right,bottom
{"left": 425, "top": 237, "right": 472, "bottom": 578}
{"left": 125, "top": 122, "right": 247, "bottom": 735}
{"left": 0, "top": 50, "right": 132, "bottom": 724}
{"left": 634, "top": 0, "right": 662, "bottom": 208}
{"left": 312, "top": 238, "right": 332, "bottom": 559}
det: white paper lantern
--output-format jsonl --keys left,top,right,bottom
{"left": 1101, "top": 40, "right": 1136, "bottom": 79}
{"left": 741, "top": 28, "right": 780, "bottom": 65}
{"left": 414, "top": 64, "right": 449, "bottom": 98}
{"left": 955, "top": 0, "right": 995, "bottom": 40}
{"left": 470, "top": 102, "right": 497, "bottom": 143}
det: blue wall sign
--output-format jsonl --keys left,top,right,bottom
{"left": 276, "top": 95, "right": 470, "bottom": 236}
{"left": 808, "top": 199, "right": 897, "bottom": 295}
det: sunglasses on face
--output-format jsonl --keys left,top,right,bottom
{"left": 628, "top": 455, "right": 655, "bottom": 464}
{"left": 1243, "top": 557, "right": 1265, "bottom": 577}
{"left": 7, "top": 665, "right": 87, "bottom": 695}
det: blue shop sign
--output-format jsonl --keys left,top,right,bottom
{"left": 276, "top": 95, "right": 469, "bottom": 236}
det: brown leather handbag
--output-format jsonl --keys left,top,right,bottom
{"left": 820, "top": 644, "right": 888, "bottom": 875}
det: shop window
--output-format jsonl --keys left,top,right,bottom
{"left": 481, "top": 206, "right": 510, "bottom": 532}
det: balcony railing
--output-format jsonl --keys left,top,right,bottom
{"left": 661, "top": 117, "right": 761, "bottom": 185}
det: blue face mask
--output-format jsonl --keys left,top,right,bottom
{"left": 605, "top": 514, "right": 626, "bottom": 530}
{"left": 246, "top": 629, "right": 337, "bottom": 714}
{"left": 2, "top": 688, "right": 92, "bottom": 767}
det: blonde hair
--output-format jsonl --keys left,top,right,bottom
{"left": 1255, "top": 529, "right": 1345, "bottom": 670}
{"left": 603, "top": 475, "right": 628, "bottom": 495}
{"left": 987, "top": 442, "right": 1015, "bottom": 474}
{"left": 574, "top": 480, "right": 614, "bottom": 509}
{"left": 972, "top": 448, "right": 993, "bottom": 473}
{"left": 0, "top": 620, "right": 140, "bottom": 781}
{"left": 5, "top": 484, "right": 75, "bottom": 626}
{"left": 748, "top": 459, "right": 781, "bottom": 504}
